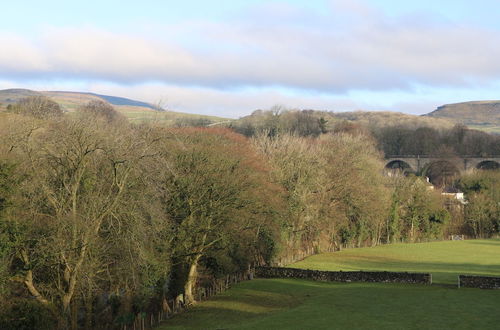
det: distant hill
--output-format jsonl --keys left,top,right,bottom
{"left": 425, "top": 101, "right": 500, "bottom": 133}
{"left": 235, "top": 109, "right": 455, "bottom": 133}
{"left": 0, "top": 88, "right": 227, "bottom": 125}
{"left": 0, "top": 88, "right": 42, "bottom": 104}
{"left": 330, "top": 111, "right": 454, "bottom": 130}
{"left": 72, "top": 92, "right": 158, "bottom": 110}
{"left": 3, "top": 89, "right": 499, "bottom": 133}
{"left": 0, "top": 88, "right": 157, "bottom": 111}
{"left": 236, "top": 104, "right": 498, "bottom": 134}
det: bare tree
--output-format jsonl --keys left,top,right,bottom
{"left": 1, "top": 115, "right": 171, "bottom": 327}
{"left": 14, "top": 96, "right": 63, "bottom": 119}
{"left": 77, "top": 99, "right": 125, "bottom": 123}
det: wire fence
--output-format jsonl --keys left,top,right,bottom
{"left": 119, "top": 271, "right": 251, "bottom": 330}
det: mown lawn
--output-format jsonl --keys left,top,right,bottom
{"left": 291, "top": 239, "right": 500, "bottom": 284}
{"left": 158, "top": 239, "right": 500, "bottom": 329}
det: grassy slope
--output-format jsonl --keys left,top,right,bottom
{"left": 291, "top": 239, "right": 500, "bottom": 284}
{"left": 426, "top": 101, "right": 500, "bottom": 125}
{"left": 121, "top": 107, "right": 228, "bottom": 125}
{"left": 0, "top": 89, "right": 41, "bottom": 104}
{"left": 426, "top": 101, "right": 500, "bottom": 133}
{"left": 161, "top": 279, "right": 500, "bottom": 330}
{"left": 329, "top": 111, "right": 454, "bottom": 130}
{"left": 159, "top": 239, "right": 500, "bottom": 329}
{"left": 238, "top": 110, "right": 455, "bottom": 133}
{"left": 0, "top": 89, "right": 229, "bottom": 125}
{"left": 41, "top": 91, "right": 229, "bottom": 124}
{"left": 467, "top": 124, "right": 500, "bottom": 134}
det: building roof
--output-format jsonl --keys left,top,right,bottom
{"left": 442, "top": 186, "right": 462, "bottom": 194}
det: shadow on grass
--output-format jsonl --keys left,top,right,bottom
{"left": 465, "top": 239, "right": 500, "bottom": 246}
{"left": 159, "top": 280, "right": 319, "bottom": 329}
{"left": 160, "top": 279, "right": 500, "bottom": 330}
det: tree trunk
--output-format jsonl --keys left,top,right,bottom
{"left": 184, "top": 254, "right": 201, "bottom": 305}
{"left": 71, "top": 298, "right": 79, "bottom": 330}
{"left": 20, "top": 249, "right": 49, "bottom": 305}
{"left": 410, "top": 220, "right": 414, "bottom": 242}
{"left": 62, "top": 294, "right": 72, "bottom": 317}
{"left": 85, "top": 291, "right": 93, "bottom": 330}
{"left": 24, "top": 270, "right": 50, "bottom": 305}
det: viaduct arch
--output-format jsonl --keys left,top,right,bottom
{"left": 384, "top": 156, "right": 500, "bottom": 174}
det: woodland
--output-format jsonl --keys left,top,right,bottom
{"left": 0, "top": 98, "right": 498, "bottom": 329}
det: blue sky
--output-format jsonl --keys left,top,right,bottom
{"left": 1, "top": 0, "right": 500, "bottom": 117}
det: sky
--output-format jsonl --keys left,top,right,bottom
{"left": 1, "top": 0, "right": 500, "bottom": 118}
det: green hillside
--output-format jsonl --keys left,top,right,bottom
{"left": 234, "top": 109, "right": 455, "bottom": 135}
{"left": 160, "top": 279, "right": 500, "bottom": 330}
{"left": 331, "top": 110, "right": 454, "bottom": 130}
{"left": 0, "top": 88, "right": 41, "bottom": 104}
{"left": 0, "top": 88, "right": 228, "bottom": 125}
{"left": 426, "top": 101, "right": 500, "bottom": 133}
{"left": 291, "top": 239, "right": 500, "bottom": 284}
{"left": 2, "top": 89, "right": 499, "bottom": 132}
{"left": 159, "top": 239, "right": 500, "bottom": 330}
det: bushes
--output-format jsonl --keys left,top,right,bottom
{"left": 0, "top": 116, "right": 282, "bottom": 326}
{"left": 253, "top": 132, "right": 391, "bottom": 255}
{"left": 158, "top": 128, "right": 282, "bottom": 303}
{"left": 77, "top": 99, "right": 126, "bottom": 123}
{"left": 387, "top": 176, "right": 450, "bottom": 242}
{"left": 9, "top": 96, "right": 63, "bottom": 119}
{"left": 0, "top": 299, "right": 57, "bottom": 330}
{"left": 0, "top": 115, "right": 173, "bottom": 327}
{"left": 458, "top": 171, "right": 500, "bottom": 238}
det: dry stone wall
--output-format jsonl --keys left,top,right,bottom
{"left": 459, "top": 275, "right": 500, "bottom": 289}
{"left": 255, "top": 267, "right": 432, "bottom": 284}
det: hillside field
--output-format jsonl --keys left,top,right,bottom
{"left": 426, "top": 101, "right": 500, "bottom": 130}
{"left": 159, "top": 239, "right": 500, "bottom": 329}
{"left": 0, "top": 88, "right": 228, "bottom": 126}
{"left": 292, "top": 239, "right": 500, "bottom": 284}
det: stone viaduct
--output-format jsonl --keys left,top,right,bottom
{"left": 384, "top": 155, "right": 500, "bottom": 174}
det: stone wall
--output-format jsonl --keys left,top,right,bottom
{"left": 459, "top": 275, "right": 500, "bottom": 289}
{"left": 255, "top": 267, "right": 432, "bottom": 285}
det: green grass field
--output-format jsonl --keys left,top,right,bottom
{"left": 118, "top": 107, "right": 229, "bottom": 125}
{"left": 158, "top": 239, "right": 500, "bottom": 329}
{"left": 160, "top": 279, "right": 500, "bottom": 330}
{"left": 467, "top": 124, "right": 500, "bottom": 134}
{"left": 291, "top": 239, "right": 500, "bottom": 284}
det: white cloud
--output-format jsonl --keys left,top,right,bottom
{"left": 2, "top": 0, "right": 500, "bottom": 114}
{"left": 0, "top": 33, "right": 50, "bottom": 73}
{"left": 86, "top": 82, "right": 362, "bottom": 118}
{"left": 5, "top": 77, "right": 497, "bottom": 117}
